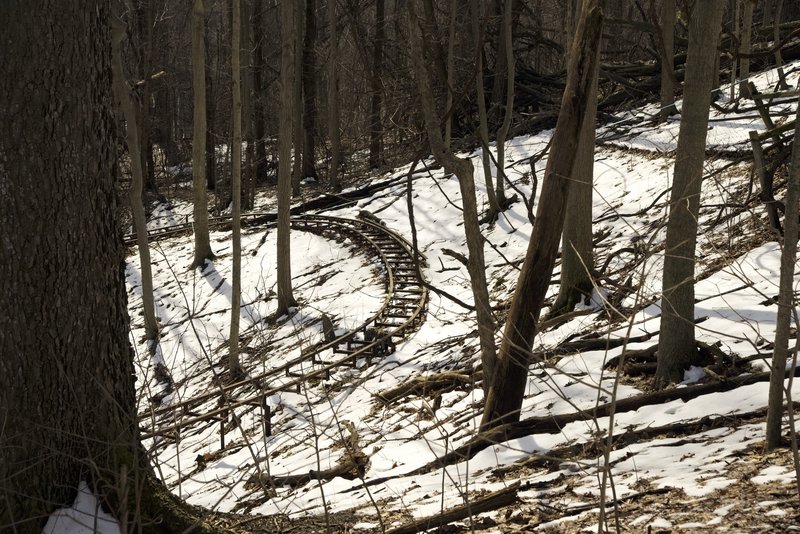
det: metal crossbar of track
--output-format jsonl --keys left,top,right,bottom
{"left": 128, "top": 213, "right": 428, "bottom": 448}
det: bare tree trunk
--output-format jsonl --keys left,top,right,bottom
{"left": 655, "top": 0, "right": 727, "bottom": 387}
{"left": 659, "top": 0, "right": 677, "bottom": 116}
{"left": 112, "top": 7, "right": 159, "bottom": 342}
{"left": 368, "top": 0, "right": 385, "bottom": 169}
{"left": 470, "top": 0, "right": 501, "bottom": 218}
{"left": 494, "top": 0, "right": 515, "bottom": 208}
{"left": 481, "top": 0, "right": 604, "bottom": 430}
{"left": 408, "top": 0, "right": 498, "bottom": 386}
{"left": 551, "top": 45, "right": 599, "bottom": 316}
{"left": 739, "top": 0, "right": 755, "bottom": 97}
{"left": 444, "top": 0, "right": 457, "bottom": 149}
{"left": 252, "top": 0, "right": 268, "bottom": 183}
{"left": 327, "top": 0, "right": 342, "bottom": 191}
{"left": 241, "top": 0, "right": 255, "bottom": 210}
{"left": 205, "top": 25, "right": 217, "bottom": 192}
{"left": 291, "top": 0, "right": 305, "bottom": 196}
{"left": 302, "top": 0, "right": 318, "bottom": 181}
{"left": 278, "top": 0, "right": 298, "bottom": 316}
{"left": 230, "top": 0, "right": 244, "bottom": 377}
{"left": 773, "top": 0, "right": 788, "bottom": 88}
{"left": 766, "top": 99, "right": 800, "bottom": 450}
{"left": 192, "top": 0, "right": 215, "bottom": 268}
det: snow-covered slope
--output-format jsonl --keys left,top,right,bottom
{"left": 120, "top": 62, "right": 800, "bottom": 532}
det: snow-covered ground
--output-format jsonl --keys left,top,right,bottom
{"left": 55, "top": 61, "right": 799, "bottom": 532}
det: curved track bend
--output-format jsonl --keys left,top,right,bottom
{"left": 128, "top": 213, "right": 428, "bottom": 450}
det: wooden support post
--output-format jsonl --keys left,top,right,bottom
{"left": 263, "top": 399, "right": 272, "bottom": 437}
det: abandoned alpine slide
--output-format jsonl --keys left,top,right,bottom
{"left": 125, "top": 212, "right": 428, "bottom": 452}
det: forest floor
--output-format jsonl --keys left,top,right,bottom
{"left": 104, "top": 61, "right": 800, "bottom": 533}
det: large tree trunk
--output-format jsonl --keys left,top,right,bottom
{"left": 0, "top": 1, "right": 136, "bottom": 527}
{"left": 230, "top": 0, "right": 244, "bottom": 377}
{"left": 327, "top": 0, "right": 342, "bottom": 191}
{"left": 112, "top": 7, "right": 159, "bottom": 342}
{"left": 551, "top": 42, "right": 600, "bottom": 316}
{"left": 655, "top": 0, "right": 727, "bottom": 387}
{"left": 192, "top": 0, "right": 215, "bottom": 268}
{"left": 408, "top": 0, "right": 498, "bottom": 388}
{"left": 278, "top": 0, "right": 298, "bottom": 316}
{"left": 765, "top": 98, "right": 800, "bottom": 450}
{"left": 480, "top": 0, "right": 604, "bottom": 431}
{"left": 302, "top": 0, "right": 318, "bottom": 181}
{"left": 368, "top": 0, "right": 385, "bottom": 169}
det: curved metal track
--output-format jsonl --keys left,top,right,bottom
{"left": 128, "top": 213, "right": 427, "bottom": 448}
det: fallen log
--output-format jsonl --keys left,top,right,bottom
{"left": 385, "top": 481, "right": 520, "bottom": 534}
{"left": 376, "top": 371, "right": 478, "bottom": 404}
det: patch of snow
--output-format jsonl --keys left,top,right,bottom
{"left": 43, "top": 481, "right": 120, "bottom": 534}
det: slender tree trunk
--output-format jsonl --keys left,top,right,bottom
{"left": 112, "top": 10, "right": 159, "bottom": 342}
{"left": 241, "top": 0, "right": 255, "bottom": 210}
{"left": 205, "top": 24, "right": 217, "bottom": 192}
{"left": 230, "top": 0, "right": 244, "bottom": 377}
{"left": 444, "top": 0, "right": 457, "bottom": 149}
{"left": 739, "top": 0, "right": 755, "bottom": 96}
{"left": 368, "top": 0, "right": 385, "bottom": 169}
{"left": 551, "top": 46, "right": 599, "bottom": 316}
{"left": 470, "top": 0, "right": 501, "bottom": 218}
{"left": 655, "top": 0, "right": 727, "bottom": 387}
{"left": 327, "top": 0, "right": 342, "bottom": 190}
{"left": 489, "top": 0, "right": 508, "bottom": 123}
{"left": 192, "top": 0, "right": 215, "bottom": 268}
{"left": 291, "top": 0, "right": 305, "bottom": 196}
{"left": 773, "top": 0, "right": 788, "bottom": 87}
{"left": 481, "top": 0, "right": 604, "bottom": 430}
{"left": 495, "top": 0, "right": 515, "bottom": 207}
{"left": 765, "top": 99, "right": 800, "bottom": 450}
{"left": 408, "top": 0, "right": 498, "bottom": 387}
{"left": 252, "top": 0, "right": 268, "bottom": 183}
{"left": 302, "top": 0, "right": 318, "bottom": 181}
{"left": 660, "top": 0, "right": 677, "bottom": 117}
{"left": 278, "top": 0, "right": 298, "bottom": 316}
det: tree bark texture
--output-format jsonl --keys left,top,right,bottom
{"left": 655, "top": 0, "right": 727, "bottom": 387}
{"left": 192, "top": 0, "right": 215, "bottom": 267}
{"left": 278, "top": 0, "right": 298, "bottom": 315}
{"left": 0, "top": 2, "right": 138, "bottom": 527}
{"left": 480, "top": 0, "right": 604, "bottom": 430}
{"left": 765, "top": 98, "right": 800, "bottom": 450}
{"left": 408, "top": 0, "right": 498, "bottom": 387}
